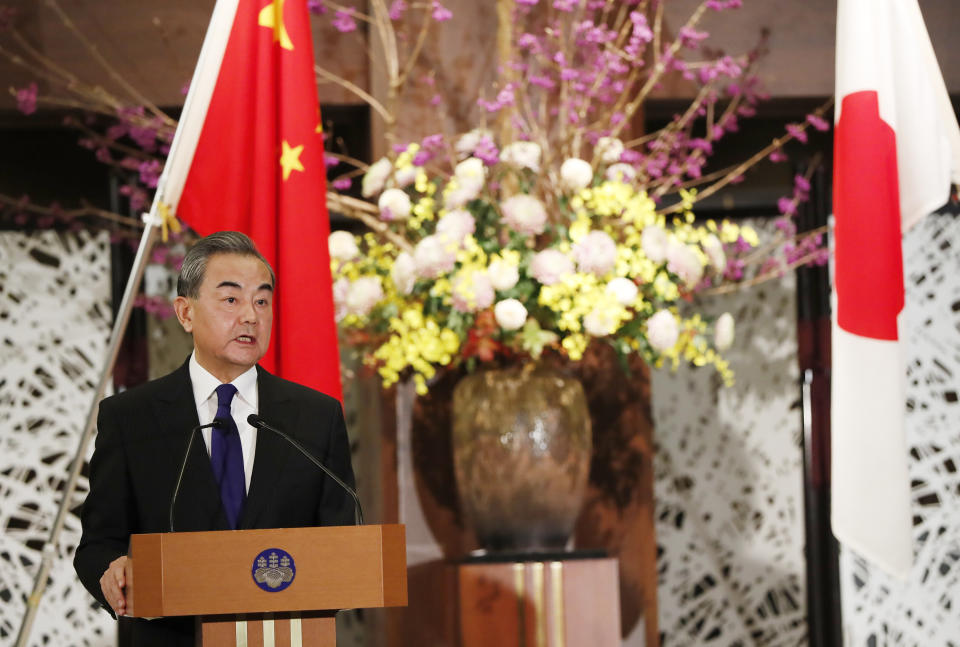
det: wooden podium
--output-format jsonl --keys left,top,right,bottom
{"left": 124, "top": 524, "right": 407, "bottom": 647}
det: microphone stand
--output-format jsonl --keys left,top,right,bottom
{"left": 247, "top": 415, "right": 363, "bottom": 526}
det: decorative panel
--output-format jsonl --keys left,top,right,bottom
{"left": 0, "top": 230, "right": 114, "bottom": 646}
{"left": 839, "top": 211, "right": 960, "bottom": 645}
{"left": 651, "top": 219, "right": 807, "bottom": 646}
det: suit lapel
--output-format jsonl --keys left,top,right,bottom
{"left": 156, "top": 361, "right": 229, "bottom": 532}
{"left": 239, "top": 366, "right": 296, "bottom": 529}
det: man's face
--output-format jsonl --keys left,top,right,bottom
{"left": 174, "top": 253, "right": 274, "bottom": 382}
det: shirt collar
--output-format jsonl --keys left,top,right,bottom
{"left": 189, "top": 353, "right": 259, "bottom": 409}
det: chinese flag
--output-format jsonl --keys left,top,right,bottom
{"left": 153, "top": 0, "right": 341, "bottom": 400}
{"left": 832, "top": 0, "right": 959, "bottom": 575}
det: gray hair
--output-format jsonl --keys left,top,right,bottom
{"left": 176, "top": 231, "right": 276, "bottom": 298}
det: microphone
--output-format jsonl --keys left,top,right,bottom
{"left": 168, "top": 419, "right": 224, "bottom": 532}
{"left": 246, "top": 414, "right": 363, "bottom": 526}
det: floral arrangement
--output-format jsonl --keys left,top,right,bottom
{"left": 315, "top": 0, "right": 830, "bottom": 394}
{"left": 0, "top": 0, "right": 831, "bottom": 395}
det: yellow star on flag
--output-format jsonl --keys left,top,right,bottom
{"left": 258, "top": 0, "right": 294, "bottom": 50}
{"left": 280, "top": 140, "right": 305, "bottom": 181}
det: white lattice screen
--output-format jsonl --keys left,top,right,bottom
{"left": 651, "top": 219, "right": 807, "bottom": 645}
{"left": 0, "top": 230, "right": 114, "bottom": 647}
{"left": 839, "top": 212, "right": 960, "bottom": 645}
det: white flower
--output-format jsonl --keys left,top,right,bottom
{"left": 391, "top": 251, "right": 416, "bottom": 295}
{"left": 413, "top": 234, "right": 457, "bottom": 278}
{"left": 361, "top": 157, "right": 392, "bottom": 197}
{"left": 444, "top": 157, "right": 486, "bottom": 208}
{"left": 378, "top": 188, "right": 411, "bottom": 221}
{"left": 436, "top": 209, "right": 476, "bottom": 246}
{"left": 530, "top": 249, "right": 574, "bottom": 286}
{"left": 344, "top": 276, "right": 384, "bottom": 317}
{"left": 596, "top": 136, "right": 624, "bottom": 164}
{"left": 455, "top": 128, "right": 491, "bottom": 157}
{"left": 501, "top": 141, "right": 542, "bottom": 172}
{"left": 605, "top": 163, "right": 636, "bottom": 183}
{"left": 702, "top": 234, "right": 726, "bottom": 273}
{"left": 666, "top": 239, "right": 705, "bottom": 287}
{"left": 488, "top": 258, "right": 520, "bottom": 291}
{"left": 646, "top": 309, "right": 679, "bottom": 351}
{"left": 584, "top": 308, "right": 619, "bottom": 337}
{"left": 714, "top": 312, "right": 735, "bottom": 350}
{"left": 328, "top": 230, "right": 359, "bottom": 262}
{"left": 501, "top": 194, "right": 548, "bottom": 236}
{"left": 572, "top": 230, "right": 617, "bottom": 276}
{"left": 394, "top": 165, "right": 417, "bottom": 188}
{"left": 606, "top": 277, "right": 639, "bottom": 306}
{"left": 332, "top": 277, "right": 350, "bottom": 321}
{"left": 560, "top": 158, "right": 594, "bottom": 191}
{"left": 494, "top": 298, "right": 528, "bottom": 330}
{"left": 641, "top": 225, "right": 669, "bottom": 263}
{"left": 451, "top": 270, "right": 495, "bottom": 313}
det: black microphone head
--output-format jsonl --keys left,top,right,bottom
{"left": 247, "top": 413, "right": 263, "bottom": 428}
{"left": 210, "top": 417, "right": 226, "bottom": 429}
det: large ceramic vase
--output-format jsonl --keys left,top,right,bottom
{"left": 451, "top": 363, "right": 592, "bottom": 552}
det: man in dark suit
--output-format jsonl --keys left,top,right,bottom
{"left": 74, "top": 231, "right": 355, "bottom": 646}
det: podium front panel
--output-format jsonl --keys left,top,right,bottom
{"left": 126, "top": 524, "right": 407, "bottom": 617}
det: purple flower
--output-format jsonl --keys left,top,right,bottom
{"left": 307, "top": 0, "right": 327, "bottom": 14}
{"left": 332, "top": 9, "right": 357, "bottom": 32}
{"left": 794, "top": 174, "right": 811, "bottom": 194}
{"left": 431, "top": 1, "right": 452, "bottom": 22}
{"left": 129, "top": 126, "right": 158, "bottom": 151}
{"left": 777, "top": 197, "right": 797, "bottom": 216}
{"left": 138, "top": 160, "right": 162, "bottom": 188}
{"left": 707, "top": 0, "right": 742, "bottom": 8}
{"left": 412, "top": 151, "right": 431, "bottom": 166}
{"left": 332, "top": 177, "right": 352, "bottom": 190}
{"left": 786, "top": 123, "right": 808, "bottom": 143}
{"left": 806, "top": 113, "right": 830, "bottom": 131}
{"left": 95, "top": 147, "right": 113, "bottom": 164}
{"left": 106, "top": 124, "right": 128, "bottom": 141}
{"left": 769, "top": 149, "right": 788, "bottom": 163}
{"left": 324, "top": 155, "right": 339, "bottom": 169}
{"left": 518, "top": 33, "right": 539, "bottom": 50}
{"left": 528, "top": 74, "right": 556, "bottom": 89}
{"left": 775, "top": 216, "right": 797, "bottom": 237}
{"left": 421, "top": 133, "right": 444, "bottom": 150}
{"left": 689, "top": 138, "right": 713, "bottom": 154}
{"left": 678, "top": 26, "right": 709, "bottom": 49}
{"left": 388, "top": 0, "right": 407, "bottom": 19}
{"left": 15, "top": 82, "right": 37, "bottom": 115}
{"left": 553, "top": 0, "right": 576, "bottom": 11}
{"left": 474, "top": 136, "right": 500, "bottom": 166}
{"left": 151, "top": 247, "right": 168, "bottom": 264}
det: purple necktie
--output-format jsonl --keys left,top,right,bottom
{"left": 212, "top": 383, "right": 245, "bottom": 529}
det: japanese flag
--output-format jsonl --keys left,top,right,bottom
{"left": 832, "top": 0, "right": 960, "bottom": 576}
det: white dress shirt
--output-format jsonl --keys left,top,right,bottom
{"left": 189, "top": 353, "right": 258, "bottom": 493}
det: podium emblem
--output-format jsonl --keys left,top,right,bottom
{"left": 252, "top": 548, "right": 296, "bottom": 592}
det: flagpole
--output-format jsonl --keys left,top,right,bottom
{"left": 14, "top": 214, "right": 160, "bottom": 647}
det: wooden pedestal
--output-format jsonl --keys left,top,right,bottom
{"left": 197, "top": 612, "right": 336, "bottom": 647}
{"left": 458, "top": 557, "right": 620, "bottom": 647}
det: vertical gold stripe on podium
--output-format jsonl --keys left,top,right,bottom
{"left": 290, "top": 617, "right": 303, "bottom": 647}
{"left": 513, "top": 563, "right": 527, "bottom": 647}
{"left": 532, "top": 562, "right": 546, "bottom": 647}
{"left": 550, "top": 562, "right": 566, "bottom": 647}
{"left": 263, "top": 614, "right": 275, "bottom": 647}
{"left": 235, "top": 618, "right": 248, "bottom": 647}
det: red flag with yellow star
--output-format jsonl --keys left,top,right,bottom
{"left": 154, "top": 0, "right": 341, "bottom": 400}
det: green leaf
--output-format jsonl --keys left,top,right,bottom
{"left": 520, "top": 319, "right": 558, "bottom": 359}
